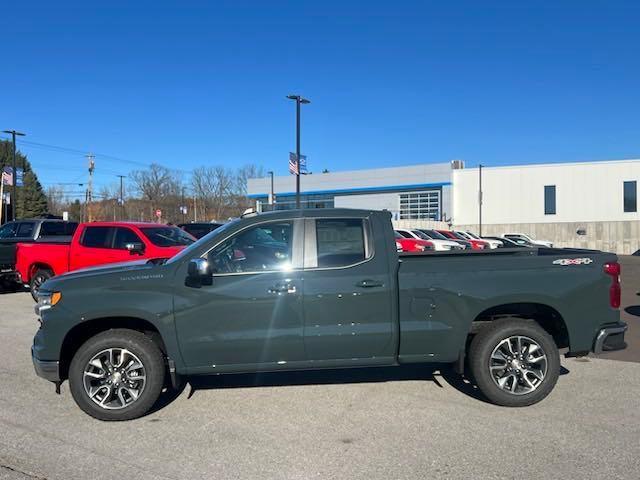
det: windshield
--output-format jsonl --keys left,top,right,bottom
{"left": 166, "top": 218, "right": 240, "bottom": 264}
{"left": 412, "top": 230, "right": 430, "bottom": 240}
{"left": 140, "top": 226, "right": 196, "bottom": 247}
{"left": 466, "top": 232, "right": 480, "bottom": 239}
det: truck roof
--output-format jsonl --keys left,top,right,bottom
{"left": 250, "top": 208, "right": 386, "bottom": 219}
{"left": 79, "top": 221, "right": 174, "bottom": 228}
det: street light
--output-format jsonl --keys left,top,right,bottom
{"left": 286, "top": 95, "right": 310, "bottom": 209}
{"left": 2, "top": 129, "right": 25, "bottom": 221}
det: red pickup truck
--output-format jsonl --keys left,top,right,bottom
{"left": 16, "top": 222, "right": 195, "bottom": 300}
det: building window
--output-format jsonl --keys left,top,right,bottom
{"left": 544, "top": 185, "right": 556, "bottom": 215}
{"left": 399, "top": 190, "right": 441, "bottom": 220}
{"left": 624, "top": 181, "right": 637, "bottom": 213}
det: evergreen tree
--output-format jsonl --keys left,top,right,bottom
{"left": 0, "top": 139, "right": 48, "bottom": 219}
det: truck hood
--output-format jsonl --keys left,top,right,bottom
{"left": 54, "top": 258, "right": 161, "bottom": 282}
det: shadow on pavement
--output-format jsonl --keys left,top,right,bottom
{"left": 624, "top": 305, "right": 640, "bottom": 317}
{"left": 148, "top": 363, "right": 572, "bottom": 414}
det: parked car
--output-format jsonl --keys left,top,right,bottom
{"left": 417, "top": 229, "right": 471, "bottom": 249}
{"left": 16, "top": 222, "right": 195, "bottom": 300}
{"left": 178, "top": 222, "right": 224, "bottom": 239}
{"left": 437, "top": 230, "right": 489, "bottom": 250}
{"left": 395, "top": 228, "right": 464, "bottom": 251}
{"left": 394, "top": 231, "right": 434, "bottom": 252}
{"left": 482, "top": 236, "right": 530, "bottom": 248}
{"left": 503, "top": 233, "right": 553, "bottom": 248}
{"left": 462, "top": 231, "right": 503, "bottom": 249}
{"left": 32, "top": 208, "right": 626, "bottom": 420}
{"left": 0, "top": 219, "right": 78, "bottom": 288}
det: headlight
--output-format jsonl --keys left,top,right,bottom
{"left": 37, "top": 291, "right": 62, "bottom": 309}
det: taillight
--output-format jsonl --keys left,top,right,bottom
{"left": 604, "top": 262, "right": 621, "bottom": 308}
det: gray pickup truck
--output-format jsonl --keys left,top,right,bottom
{"left": 32, "top": 209, "right": 627, "bottom": 420}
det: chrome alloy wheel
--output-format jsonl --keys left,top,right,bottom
{"left": 83, "top": 348, "right": 147, "bottom": 410}
{"left": 489, "top": 336, "right": 548, "bottom": 395}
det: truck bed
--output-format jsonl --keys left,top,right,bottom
{"left": 397, "top": 246, "right": 618, "bottom": 362}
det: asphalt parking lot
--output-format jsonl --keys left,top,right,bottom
{"left": 1, "top": 258, "right": 639, "bottom": 480}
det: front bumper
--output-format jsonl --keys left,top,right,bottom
{"left": 593, "top": 323, "right": 628, "bottom": 354}
{"left": 32, "top": 346, "right": 60, "bottom": 382}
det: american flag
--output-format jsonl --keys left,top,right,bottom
{"left": 288, "top": 152, "right": 307, "bottom": 175}
{"left": 1, "top": 168, "right": 12, "bottom": 186}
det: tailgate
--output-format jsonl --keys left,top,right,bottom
{"left": 0, "top": 243, "right": 16, "bottom": 267}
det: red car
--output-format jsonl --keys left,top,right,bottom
{"left": 394, "top": 231, "right": 434, "bottom": 252}
{"left": 436, "top": 230, "right": 489, "bottom": 250}
{"left": 16, "top": 222, "right": 195, "bottom": 300}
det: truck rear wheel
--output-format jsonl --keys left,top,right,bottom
{"left": 468, "top": 318, "right": 560, "bottom": 407}
{"left": 30, "top": 268, "right": 53, "bottom": 301}
{"left": 68, "top": 329, "right": 165, "bottom": 421}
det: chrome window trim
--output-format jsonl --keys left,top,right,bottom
{"left": 202, "top": 218, "right": 304, "bottom": 277}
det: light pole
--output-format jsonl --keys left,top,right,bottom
{"left": 286, "top": 95, "right": 310, "bottom": 209}
{"left": 2, "top": 129, "right": 25, "bottom": 220}
{"left": 267, "top": 170, "right": 275, "bottom": 208}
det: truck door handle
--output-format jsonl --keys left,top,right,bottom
{"left": 356, "top": 279, "right": 384, "bottom": 288}
{"left": 268, "top": 283, "right": 297, "bottom": 294}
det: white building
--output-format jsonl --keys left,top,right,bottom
{"left": 247, "top": 162, "right": 460, "bottom": 222}
{"left": 247, "top": 158, "right": 640, "bottom": 253}
{"left": 454, "top": 159, "right": 640, "bottom": 224}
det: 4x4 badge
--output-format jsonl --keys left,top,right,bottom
{"left": 553, "top": 258, "right": 593, "bottom": 266}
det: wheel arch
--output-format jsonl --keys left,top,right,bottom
{"left": 470, "top": 302, "right": 569, "bottom": 349}
{"left": 59, "top": 316, "right": 168, "bottom": 381}
{"left": 29, "top": 262, "right": 54, "bottom": 282}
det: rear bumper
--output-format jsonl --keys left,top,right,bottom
{"left": 593, "top": 323, "right": 628, "bottom": 354}
{"left": 32, "top": 347, "right": 60, "bottom": 382}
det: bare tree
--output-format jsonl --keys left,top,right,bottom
{"left": 130, "top": 163, "right": 182, "bottom": 221}
{"left": 46, "top": 186, "right": 66, "bottom": 216}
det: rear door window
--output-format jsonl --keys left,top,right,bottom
{"left": 113, "top": 227, "right": 143, "bottom": 249}
{"left": 315, "top": 219, "right": 367, "bottom": 268}
{"left": 16, "top": 222, "right": 35, "bottom": 238}
{"left": 80, "top": 226, "right": 113, "bottom": 248}
{"left": 39, "top": 221, "right": 78, "bottom": 237}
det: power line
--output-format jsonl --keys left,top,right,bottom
{"left": 3, "top": 137, "right": 186, "bottom": 172}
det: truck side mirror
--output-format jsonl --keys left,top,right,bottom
{"left": 186, "top": 258, "right": 212, "bottom": 287}
{"left": 125, "top": 242, "right": 145, "bottom": 255}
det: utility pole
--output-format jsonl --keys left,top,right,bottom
{"left": 116, "top": 175, "right": 126, "bottom": 220}
{"left": 478, "top": 164, "right": 483, "bottom": 236}
{"left": 86, "top": 153, "right": 95, "bottom": 222}
{"left": 286, "top": 95, "right": 310, "bottom": 209}
{"left": 2, "top": 129, "right": 25, "bottom": 220}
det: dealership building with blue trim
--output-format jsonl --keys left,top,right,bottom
{"left": 247, "top": 161, "right": 461, "bottom": 221}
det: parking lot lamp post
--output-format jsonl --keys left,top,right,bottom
{"left": 2, "top": 129, "right": 25, "bottom": 221}
{"left": 286, "top": 95, "right": 310, "bottom": 209}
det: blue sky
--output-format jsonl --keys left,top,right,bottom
{"left": 1, "top": 1, "right": 639, "bottom": 194}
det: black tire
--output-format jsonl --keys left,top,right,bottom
{"left": 468, "top": 318, "right": 560, "bottom": 407}
{"left": 69, "top": 329, "right": 165, "bottom": 421}
{"left": 30, "top": 268, "right": 53, "bottom": 301}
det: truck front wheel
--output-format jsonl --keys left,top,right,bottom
{"left": 68, "top": 329, "right": 165, "bottom": 421}
{"left": 468, "top": 318, "right": 560, "bottom": 407}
